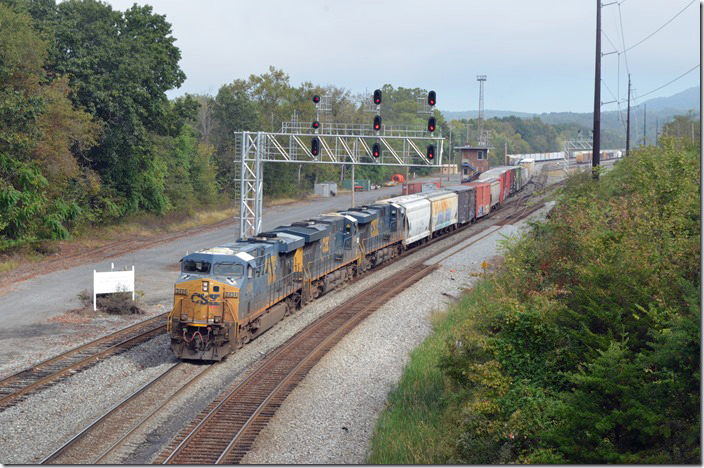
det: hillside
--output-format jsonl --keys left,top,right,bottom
{"left": 442, "top": 86, "right": 700, "bottom": 146}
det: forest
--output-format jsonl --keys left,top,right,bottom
{"left": 0, "top": 0, "right": 697, "bottom": 254}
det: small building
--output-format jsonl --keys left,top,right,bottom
{"left": 455, "top": 145, "right": 490, "bottom": 177}
{"left": 314, "top": 182, "right": 338, "bottom": 197}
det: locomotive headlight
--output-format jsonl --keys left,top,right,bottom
{"left": 202, "top": 281, "right": 209, "bottom": 291}
{"left": 175, "top": 288, "right": 187, "bottom": 295}
{"left": 213, "top": 316, "right": 222, "bottom": 323}
{"left": 179, "top": 314, "right": 188, "bottom": 321}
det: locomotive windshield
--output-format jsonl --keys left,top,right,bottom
{"left": 213, "top": 262, "right": 244, "bottom": 277}
{"left": 182, "top": 259, "right": 211, "bottom": 274}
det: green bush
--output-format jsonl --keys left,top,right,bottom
{"left": 441, "top": 137, "right": 700, "bottom": 463}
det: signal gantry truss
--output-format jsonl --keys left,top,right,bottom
{"left": 235, "top": 126, "right": 444, "bottom": 239}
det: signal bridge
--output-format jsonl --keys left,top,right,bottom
{"left": 235, "top": 89, "right": 442, "bottom": 239}
{"left": 236, "top": 125, "right": 444, "bottom": 239}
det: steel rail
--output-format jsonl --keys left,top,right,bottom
{"left": 215, "top": 264, "right": 435, "bottom": 464}
{"left": 41, "top": 362, "right": 184, "bottom": 464}
{"left": 0, "top": 314, "right": 168, "bottom": 411}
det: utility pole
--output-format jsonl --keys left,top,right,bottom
{"left": 626, "top": 73, "right": 631, "bottom": 157}
{"left": 351, "top": 141, "right": 356, "bottom": 208}
{"left": 448, "top": 126, "right": 452, "bottom": 181}
{"left": 655, "top": 115, "right": 659, "bottom": 146}
{"left": 592, "top": 0, "right": 601, "bottom": 178}
{"left": 643, "top": 104, "right": 647, "bottom": 146}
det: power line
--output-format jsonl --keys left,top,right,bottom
{"left": 624, "top": 0, "right": 696, "bottom": 53}
{"left": 616, "top": 2, "right": 630, "bottom": 75}
{"left": 601, "top": 79, "right": 627, "bottom": 130}
{"left": 601, "top": 29, "right": 620, "bottom": 53}
{"left": 637, "top": 64, "right": 700, "bottom": 99}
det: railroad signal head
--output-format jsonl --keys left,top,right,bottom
{"left": 312, "top": 120, "right": 320, "bottom": 130}
{"left": 312, "top": 95, "right": 320, "bottom": 104}
{"left": 427, "top": 116, "right": 436, "bottom": 133}
{"left": 427, "top": 144, "right": 435, "bottom": 160}
{"left": 373, "top": 89, "right": 382, "bottom": 105}
{"left": 373, "top": 115, "right": 382, "bottom": 131}
{"left": 372, "top": 143, "right": 380, "bottom": 158}
{"left": 311, "top": 137, "right": 320, "bottom": 156}
{"left": 428, "top": 90, "right": 436, "bottom": 106}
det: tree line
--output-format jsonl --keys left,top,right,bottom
{"left": 2, "top": 0, "right": 669, "bottom": 253}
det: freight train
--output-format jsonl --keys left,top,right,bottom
{"left": 168, "top": 161, "right": 535, "bottom": 360}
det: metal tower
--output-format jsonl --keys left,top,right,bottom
{"left": 476, "top": 75, "right": 488, "bottom": 146}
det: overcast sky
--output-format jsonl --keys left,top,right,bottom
{"left": 103, "top": 0, "right": 701, "bottom": 114}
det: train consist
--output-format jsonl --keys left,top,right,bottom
{"left": 168, "top": 160, "right": 536, "bottom": 360}
{"left": 574, "top": 149, "right": 622, "bottom": 164}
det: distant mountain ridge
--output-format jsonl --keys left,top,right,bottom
{"left": 442, "top": 85, "right": 699, "bottom": 122}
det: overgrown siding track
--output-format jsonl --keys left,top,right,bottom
{"left": 0, "top": 313, "right": 167, "bottom": 412}
{"left": 156, "top": 263, "right": 438, "bottom": 465}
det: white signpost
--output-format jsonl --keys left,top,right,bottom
{"left": 93, "top": 265, "right": 135, "bottom": 311}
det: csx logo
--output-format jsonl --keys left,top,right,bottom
{"left": 190, "top": 293, "right": 220, "bottom": 306}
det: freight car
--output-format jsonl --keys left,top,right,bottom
{"left": 168, "top": 161, "right": 534, "bottom": 360}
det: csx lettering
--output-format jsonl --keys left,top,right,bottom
{"left": 190, "top": 293, "right": 221, "bottom": 306}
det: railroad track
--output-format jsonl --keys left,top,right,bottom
{"left": 156, "top": 262, "right": 438, "bottom": 464}
{"left": 41, "top": 361, "right": 214, "bottom": 464}
{"left": 0, "top": 313, "right": 168, "bottom": 412}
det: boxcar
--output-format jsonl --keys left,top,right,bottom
{"left": 514, "top": 166, "right": 523, "bottom": 191}
{"left": 508, "top": 168, "right": 517, "bottom": 195}
{"left": 445, "top": 185, "right": 475, "bottom": 225}
{"left": 464, "top": 181, "right": 491, "bottom": 218}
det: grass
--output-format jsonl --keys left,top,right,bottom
{"left": 367, "top": 291, "right": 483, "bottom": 464}
{"left": 0, "top": 260, "right": 18, "bottom": 273}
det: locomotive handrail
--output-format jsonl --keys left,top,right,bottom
{"left": 166, "top": 299, "right": 184, "bottom": 332}
{"left": 224, "top": 300, "right": 237, "bottom": 324}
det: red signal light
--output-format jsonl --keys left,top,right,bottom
{"left": 372, "top": 143, "right": 380, "bottom": 158}
{"left": 427, "top": 117, "right": 436, "bottom": 133}
{"left": 313, "top": 95, "right": 320, "bottom": 104}
{"left": 312, "top": 120, "right": 320, "bottom": 130}
{"left": 373, "top": 89, "right": 382, "bottom": 105}
{"left": 427, "top": 144, "right": 435, "bottom": 160}
{"left": 311, "top": 137, "right": 320, "bottom": 156}
{"left": 428, "top": 90, "right": 436, "bottom": 106}
{"left": 373, "top": 115, "right": 382, "bottom": 131}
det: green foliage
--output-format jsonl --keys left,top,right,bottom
{"left": 433, "top": 137, "right": 700, "bottom": 463}
{"left": 0, "top": 3, "right": 103, "bottom": 249}
{"left": 43, "top": 0, "right": 186, "bottom": 214}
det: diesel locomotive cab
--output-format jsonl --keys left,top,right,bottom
{"left": 169, "top": 250, "right": 249, "bottom": 360}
